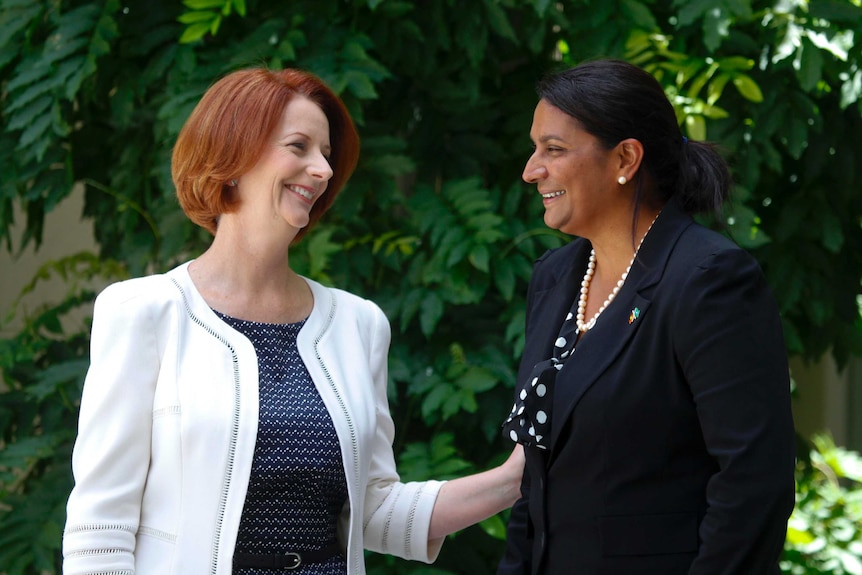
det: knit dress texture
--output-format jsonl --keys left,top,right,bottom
{"left": 216, "top": 312, "right": 348, "bottom": 575}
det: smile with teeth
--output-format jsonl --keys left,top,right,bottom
{"left": 287, "top": 184, "right": 314, "bottom": 200}
{"left": 542, "top": 190, "right": 566, "bottom": 199}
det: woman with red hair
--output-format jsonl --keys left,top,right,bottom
{"left": 62, "top": 68, "right": 523, "bottom": 575}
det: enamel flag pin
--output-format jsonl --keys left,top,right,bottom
{"left": 628, "top": 307, "right": 640, "bottom": 324}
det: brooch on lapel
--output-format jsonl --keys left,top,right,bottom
{"left": 628, "top": 307, "right": 641, "bottom": 324}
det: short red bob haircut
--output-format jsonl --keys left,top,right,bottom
{"left": 171, "top": 67, "right": 360, "bottom": 242}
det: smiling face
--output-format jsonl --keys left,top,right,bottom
{"left": 234, "top": 96, "right": 334, "bottom": 235}
{"left": 523, "top": 99, "right": 623, "bottom": 238}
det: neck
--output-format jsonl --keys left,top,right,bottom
{"left": 576, "top": 209, "right": 661, "bottom": 332}
{"left": 188, "top": 220, "right": 311, "bottom": 323}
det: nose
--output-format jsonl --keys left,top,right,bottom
{"left": 522, "top": 152, "right": 545, "bottom": 183}
{"left": 309, "top": 151, "right": 334, "bottom": 181}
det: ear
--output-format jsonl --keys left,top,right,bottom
{"left": 615, "top": 138, "right": 644, "bottom": 181}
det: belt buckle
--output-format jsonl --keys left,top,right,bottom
{"left": 283, "top": 552, "right": 302, "bottom": 570}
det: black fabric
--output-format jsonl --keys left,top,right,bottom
{"left": 501, "top": 301, "right": 579, "bottom": 450}
{"left": 233, "top": 544, "right": 342, "bottom": 570}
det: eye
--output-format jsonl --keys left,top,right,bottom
{"left": 288, "top": 141, "right": 306, "bottom": 151}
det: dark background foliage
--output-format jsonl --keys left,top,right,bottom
{"left": 2, "top": 0, "right": 862, "bottom": 573}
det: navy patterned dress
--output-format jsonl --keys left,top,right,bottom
{"left": 215, "top": 313, "right": 348, "bottom": 575}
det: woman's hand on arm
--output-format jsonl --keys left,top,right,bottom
{"left": 428, "top": 444, "right": 525, "bottom": 539}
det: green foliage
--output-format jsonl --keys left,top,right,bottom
{"left": 2, "top": 0, "right": 862, "bottom": 573}
{"left": 782, "top": 435, "right": 862, "bottom": 575}
{"left": 0, "top": 254, "right": 126, "bottom": 574}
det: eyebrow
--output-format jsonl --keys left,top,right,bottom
{"left": 536, "top": 134, "right": 565, "bottom": 143}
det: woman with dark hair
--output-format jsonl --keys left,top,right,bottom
{"left": 62, "top": 67, "right": 523, "bottom": 575}
{"left": 498, "top": 59, "right": 795, "bottom": 574}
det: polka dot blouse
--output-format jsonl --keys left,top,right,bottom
{"left": 216, "top": 312, "right": 348, "bottom": 575}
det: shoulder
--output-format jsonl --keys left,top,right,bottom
{"left": 95, "top": 273, "right": 178, "bottom": 308}
{"left": 93, "top": 264, "right": 190, "bottom": 320}
{"left": 672, "top": 223, "right": 759, "bottom": 271}
{"left": 304, "top": 278, "right": 389, "bottom": 327}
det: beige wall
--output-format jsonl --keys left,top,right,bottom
{"left": 0, "top": 184, "right": 99, "bottom": 338}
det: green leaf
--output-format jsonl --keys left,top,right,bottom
{"left": 676, "top": 0, "right": 712, "bottom": 26}
{"left": 798, "top": 39, "right": 824, "bottom": 92}
{"left": 419, "top": 291, "right": 444, "bottom": 337}
{"left": 483, "top": 0, "right": 518, "bottom": 43}
{"left": 620, "top": 0, "right": 658, "bottom": 29}
{"left": 684, "top": 114, "right": 706, "bottom": 140}
{"left": 819, "top": 212, "right": 844, "bottom": 254}
{"left": 706, "top": 73, "right": 731, "bottom": 105}
{"left": 17, "top": 113, "right": 51, "bottom": 150}
{"left": 182, "top": 0, "right": 226, "bottom": 8}
{"left": 468, "top": 244, "right": 490, "bottom": 272}
{"left": 177, "top": 11, "right": 218, "bottom": 24}
{"left": 28, "top": 359, "right": 89, "bottom": 401}
{"left": 493, "top": 257, "right": 517, "bottom": 301}
{"left": 731, "top": 74, "right": 763, "bottom": 103}
{"left": 343, "top": 69, "right": 379, "bottom": 99}
{"left": 480, "top": 513, "right": 507, "bottom": 540}
{"left": 6, "top": 95, "right": 52, "bottom": 129}
{"left": 179, "top": 21, "right": 211, "bottom": 43}
{"left": 457, "top": 366, "right": 497, "bottom": 393}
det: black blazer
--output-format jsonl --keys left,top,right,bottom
{"left": 498, "top": 201, "right": 796, "bottom": 575}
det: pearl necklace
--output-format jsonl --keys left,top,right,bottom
{"left": 576, "top": 213, "right": 660, "bottom": 333}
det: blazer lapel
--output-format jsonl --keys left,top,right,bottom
{"left": 547, "top": 201, "right": 694, "bottom": 455}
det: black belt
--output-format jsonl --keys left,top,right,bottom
{"left": 233, "top": 543, "right": 342, "bottom": 570}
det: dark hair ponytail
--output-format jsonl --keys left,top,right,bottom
{"left": 536, "top": 59, "right": 732, "bottom": 220}
{"left": 676, "top": 139, "right": 732, "bottom": 219}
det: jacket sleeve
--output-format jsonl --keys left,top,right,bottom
{"left": 359, "top": 302, "right": 446, "bottom": 563}
{"left": 672, "top": 248, "right": 795, "bottom": 573}
{"left": 62, "top": 283, "right": 162, "bottom": 575}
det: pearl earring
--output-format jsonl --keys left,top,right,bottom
{"left": 230, "top": 179, "right": 238, "bottom": 186}
{"left": 618, "top": 176, "right": 627, "bottom": 185}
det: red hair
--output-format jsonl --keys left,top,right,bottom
{"left": 171, "top": 68, "right": 360, "bottom": 242}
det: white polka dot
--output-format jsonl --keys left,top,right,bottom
{"left": 555, "top": 337, "right": 567, "bottom": 347}
{"left": 566, "top": 312, "right": 573, "bottom": 321}
{"left": 555, "top": 363, "right": 564, "bottom": 371}
{"left": 510, "top": 430, "right": 519, "bottom": 441}
{"left": 520, "top": 389, "right": 527, "bottom": 400}
{"left": 528, "top": 426, "right": 535, "bottom": 436}
{"left": 531, "top": 377, "right": 539, "bottom": 387}
{"left": 536, "top": 384, "right": 546, "bottom": 397}
{"left": 517, "top": 406, "right": 524, "bottom": 415}
{"left": 536, "top": 411, "right": 547, "bottom": 424}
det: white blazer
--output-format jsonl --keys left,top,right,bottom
{"left": 62, "top": 262, "right": 445, "bottom": 575}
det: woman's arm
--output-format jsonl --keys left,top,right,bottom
{"left": 63, "top": 282, "right": 162, "bottom": 574}
{"left": 428, "top": 444, "right": 524, "bottom": 539}
{"left": 673, "top": 248, "right": 796, "bottom": 573}
{"left": 359, "top": 301, "right": 523, "bottom": 561}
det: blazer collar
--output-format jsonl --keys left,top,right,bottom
{"left": 545, "top": 200, "right": 694, "bottom": 456}
{"left": 167, "top": 261, "right": 333, "bottom": 350}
